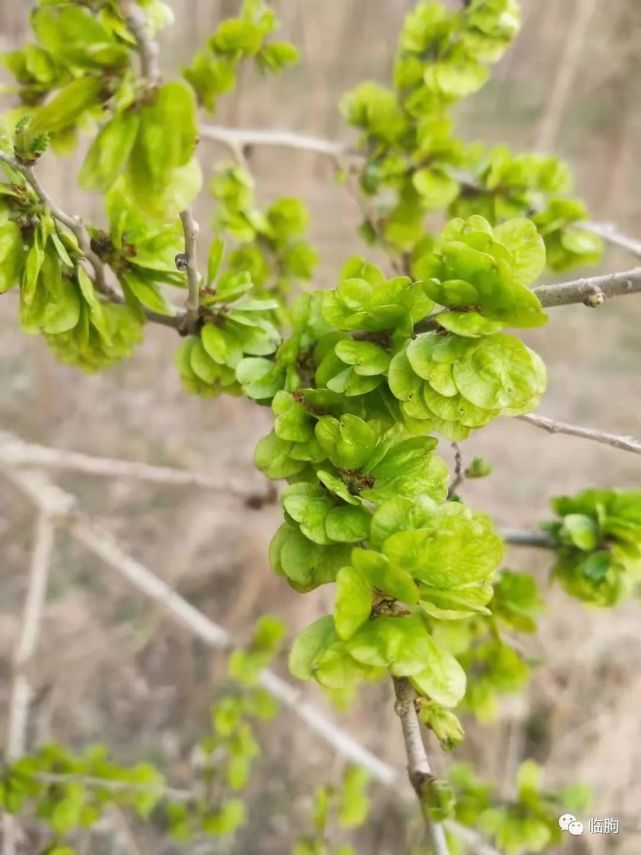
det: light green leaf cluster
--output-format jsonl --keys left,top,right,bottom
{"left": 451, "top": 147, "right": 604, "bottom": 271}
{"left": 286, "top": 499, "right": 505, "bottom": 706}
{"left": 340, "top": 1, "right": 520, "bottom": 252}
{"left": 1, "top": 615, "right": 284, "bottom": 847}
{"left": 543, "top": 488, "right": 641, "bottom": 606}
{"left": 339, "top": 0, "right": 601, "bottom": 274}
{"left": 448, "top": 761, "right": 591, "bottom": 855}
{"left": 2, "top": 2, "right": 135, "bottom": 158}
{"left": 183, "top": 0, "right": 299, "bottom": 112}
{"left": 413, "top": 215, "right": 547, "bottom": 327}
{"left": 80, "top": 80, "right": 201, "bottom": 220}
{"left": 428, "top": 568, "right": 544, "bottom": 722}
{"left": 211, "top": 163, "right": 317, "bottom": 301}
{"left": 1, "top": 743, "right": 166, "bottom": 838}
{"left": 389, "top": 330, "right": 546, "bottom": 441}
{"left": 292, "top": 765, "right": 368, "bottom": 855}
{"left": 176, "top": 252, "right": 281, "bottom": 397}
{"left": 0, "top": 167, "right": 144, "bottom": 370}
{"left": 172, "top": 615, "right": 284, "bottom": 841}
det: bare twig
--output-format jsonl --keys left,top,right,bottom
{"left": 5, "top": 513, "right": 57, "bottom": 762}
{"left": 67, "top": 519, "right": 398, "bottom": 785}
{"left": 519, "top": 413, "right": 641, "bottom": 456}
{"left": 200, "top": 124, "right": 348, "bottom": 159}
{"left": 199, "top": 125, "right": 641, "bottom": 261}
{"left": 584, "top": 221, "right": 641, "bottom": 259}
{"left": 2, "top": 479, "right": 71, "bottom": 855}
{"left": 31, "top": 772, "right": 192, "bottom": 803}
{"left": 0, "top": 431, "right": 268, "bottom": 499}
{"left": 447, "top": 442, "right": 464, "bottom": 500}
{"left": 535, "top": 0, "right": 599, "bottom": 152}
{"left": 393, "top": 678, "right": 450, "bottom": 855}
{"left": 121, "top": 0, "right": 161, "bottom": 87}
{"left": 4, "top": 469, "right": 501, "bottom": 854}
{"left": 533, "top": 266, "right": 641, "bottom": 307}
{"left": 500, "top": 528, "right": 553, "bottom": 548}
{"left": 178, "top": 210, "right": 201, "bottom": 332}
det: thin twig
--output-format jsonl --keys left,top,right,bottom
{"left": 200, "top": 124, "right": 348, "bottom": 159}
{"left": 2, "top": 494, "right": 68, "bottom": 855}
{"left": 121, "top": 0, "right": 161, "bottom": 87}
{"left": 447, "top": 442, "right": 464, "bottom": 500}
{"left": 5, "top": 512, "right": 58, "bottom": 761}
{"left": 179, "top": 210, "right": 201, "bottom": 333}
{"left": 535, "top": 0, "right": 599, "bottom": 152}
{"left": 68, "top": 518, "right": 398, "bottom": 785}
{"left": 519, "top": 413, "right": 641, "bottom": 457}
{"left": 0, "top": 151, "right": 185, "bottom": 327}
{"left": 199, "top": 125, "right": 641, "bottom": 260}
{"left": 31, "top": 772, "right": 193, "bottom": 803}
{"left": 500, "top": 528, "right": 553, "bottom": 548}
{"left": 583, "top": 221, "right": 641, "bottom": 258}
{"left": 4, "top": 470, "right": 501, "bottom": 853}
{"left": 533, "top": 266, "right": 641, "bottom": 307}
{"left": 0, "top": 431, "right": 269, "bottom": 499}
{"left": 0, "top": 153, "right": 113, "bottom": 299}
{"left": 392, "top": 678, "right": 450, "bottom": 855}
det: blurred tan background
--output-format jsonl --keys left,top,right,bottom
{"left": 1, "top": 1, "right": 640, "bottom": 853}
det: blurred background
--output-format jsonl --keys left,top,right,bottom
{"left": 1, "top": 1, "right": 640, "bottom": 852}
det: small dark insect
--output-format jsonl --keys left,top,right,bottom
{"left": 175, "top": 252, "right": 188, "bottom": 272}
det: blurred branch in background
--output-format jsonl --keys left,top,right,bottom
{"left": 199, "top": 123, "right": 641, "bottom": 260}
{"left": 2, "top": 465, "right": 506, "bottom": 855}
{"left": 535, "top": 0, "right": 600, "bottom": 152}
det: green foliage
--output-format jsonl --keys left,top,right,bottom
{"left": 0, "top": 1, "right": 620, "bottom": 852}
{"left": 340, "top": 0, "right": 602, "bottom": 271}
{"left": 425, "top": 569, "right": 544, "bottom": 723}
{"left": 543, "top": 488, "right": 641, "bottom": 606}
{"left": 2, "top": 2, "right": 135, "bottom": 154}
{"left": 211, "top": 163, "right": 317, "bottom": 301}
{"left": 0, "top": 743, "right": 167, "bottom": 846}
{"left": 450, "top": 147, "right": 604, "bottom": 271}
{"left": 0, "top": 160, "right": 144, "bottom": 370}
{"left": 448, "top": 760, "right": 591, "bottom": 855}
{"left": 292, "top": 765, "right": 370, "bottom": 855}
{"left": 82, "top": 80, "right": 201, "bottom": 220}
{"left": 0, "top": 616, "right": 283, "bottom": 849}
{"left": 183, "top": 0, "right": 299, "bottom": 112}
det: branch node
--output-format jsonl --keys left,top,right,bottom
{"left": 583, "top": 285, "right": 605, "bottom": 308}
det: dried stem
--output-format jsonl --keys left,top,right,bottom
{"left": 393, "top": 678, "right": 450, "bottom": 855}
{"left": 519, "top": 412, "right": 641, "bottom": 456}
{"left": 200, "top": 124, "right": 349, "bottom": 159}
